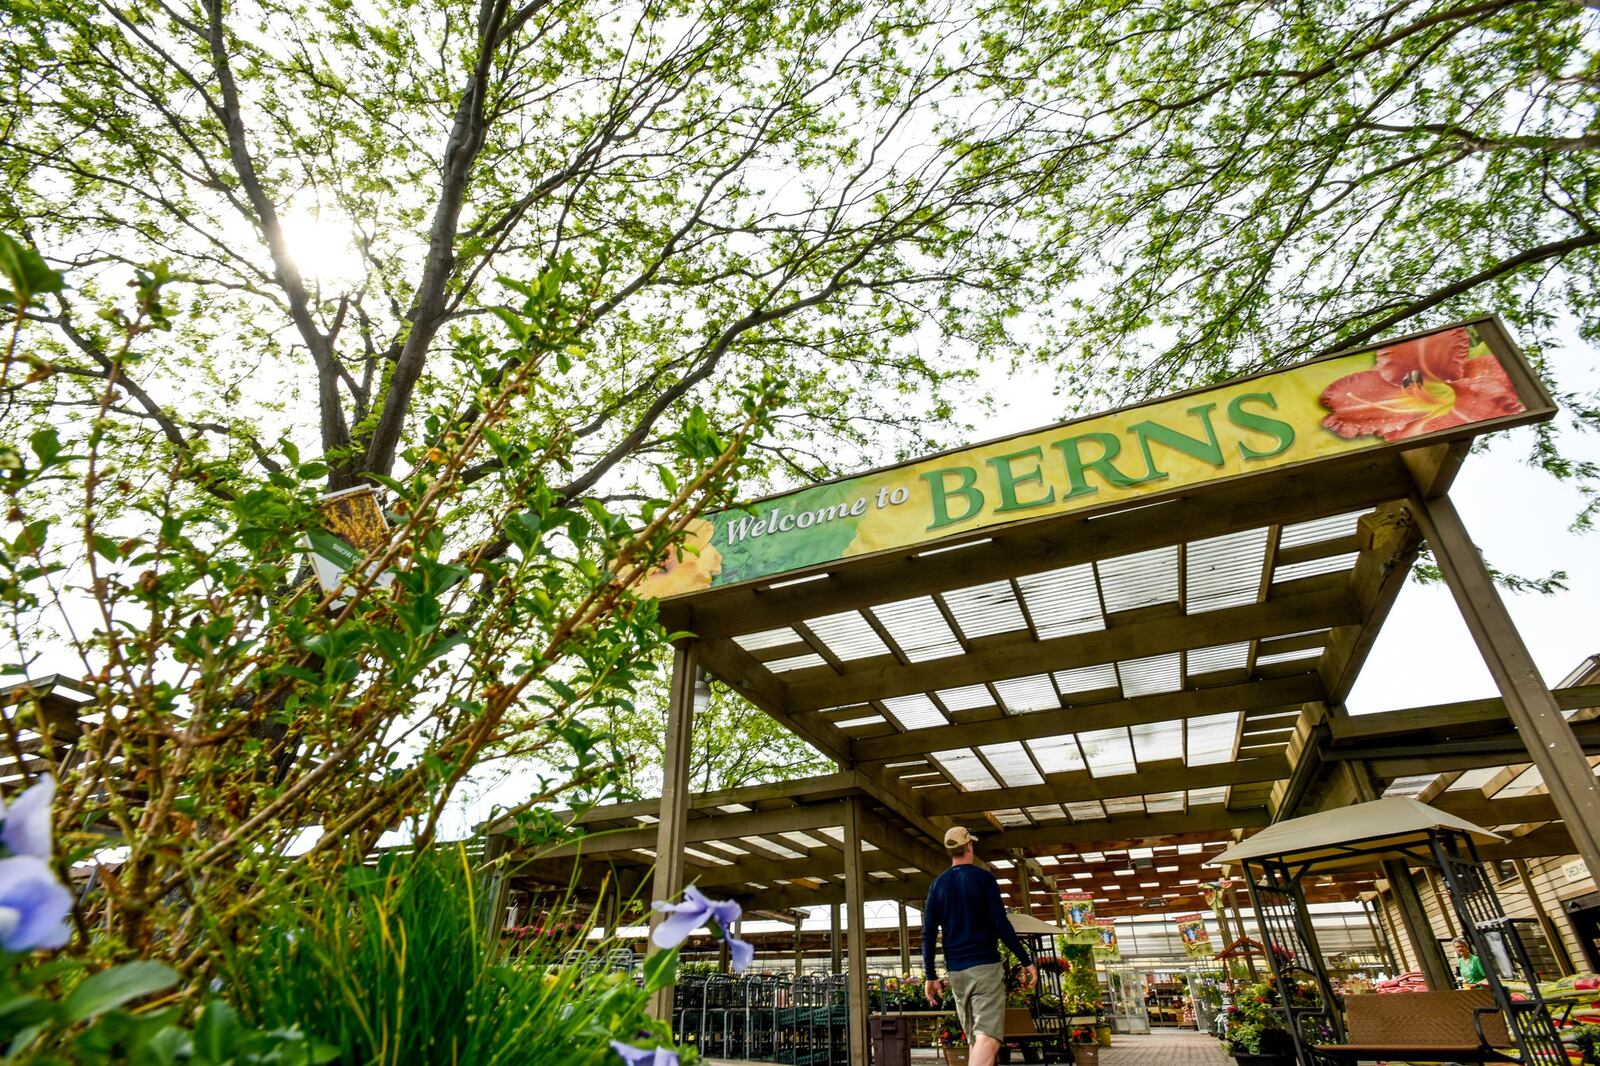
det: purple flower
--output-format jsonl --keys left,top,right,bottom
{"left": 2, "top": 777, "right": 56, "bottom": 860}
{"left": 650, "top": 885, "right": 755, "bottom": 973}
{"left": 609, "top": 1040, "right": 679, "bottom": 1065}
{"left": 0, "top": 855, "right": 72, "bottom": 951}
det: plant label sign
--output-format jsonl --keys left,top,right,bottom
{"left": 642, "top": 318, "right": 1551, "bottom": 598}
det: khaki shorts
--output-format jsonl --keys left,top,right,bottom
{"left": 949, "top": 962, "right": 1006, "bottom": 1043}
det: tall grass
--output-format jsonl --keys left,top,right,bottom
{"left": 220, "top": 847, "right": 679, "bottom": 1066}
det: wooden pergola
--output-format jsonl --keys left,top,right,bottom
{"left": 490, "top": 319, "right": 1600, "bottom": 1064}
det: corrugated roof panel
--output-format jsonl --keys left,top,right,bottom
{"left": 994, "top": 674, "right": 1059, "bottom": 713}
{"left": 1279, "top": 510, "right": 1365, "bottom": 549}
{"left": 942, "top": 581, "right": 1029, "bottom": 640}
{"left": 1097, "top": 546, "right": 1179, "bottom": 614}
{"left": 1186, "top": 786, "right": 1228, "bottom": 806}
{"left": 733, "top": 627, "right": 801, "bottom": 650}
{"left": 1446, "top": 767, "right": 1501, "bottom": 793}
{"left": 1186, "top": 528, "right": 1269, "bottom": 613}
{"left": 1028, "top": 735, "right": 1087, "bottom": 775}
{"left": 1187, "top": 712, "right": 1240, "bottom": 765}
{"left": 1054, "top": 663, "right": 1120, "bottom": 695}
{"left": 1382, "top": 775, "right": 1436, "bottom": 798}
{"left": 1188, "top": 641, "right": 1251, "bottom": 675}
{"left": 871, "top": 596, "right": 963, "bottom": 661}
{"left": 1145, "top": 791, "right": 1186, "bottom": 813}
{"left": 741, "top": 836, "right": 805, "bottom": 859}
{"left": 1024, "top": 804, "right": 1070, "bottom": 822}
{"left": 980, "top": 741, "right": 1045, "bottom": 787}
{"left": 1274, "top": 552, "right": 1359, "bottom": 583}
{"left": 767, "top": 652, "right": 828, "bottom": 673}
{"left": 938, "top": 684, "right": 995, "bottom": 712}
{"left": 1118, "top": 652, "right": 1182, "bottom": 697}
{"left": 881, "top": 694, "right": 946, "bottom": 731}
{"left": 1017, "top": 562, "right": 1105, "bottom": 638}
{"left": 802, "top": 610, "right": 889, "bottom": 661}
{"left": 1064, "top": 800, "right": 1107, "bottom": 821}
{"left": 934, "top": 748, "right": 1001, "bottom": 790}
{"left": 1131, "top": 720, "right": 1183, "bottom": 764}
{"left": 1104, "top": 796, "right": 1145, "bottom": 814}
{"left": 1079, "top": 727, "right": 1138, "bottom": 776}
{"left": 1255, "top": 646, "right": 1324, "bottom": 666}
{"left": 992, "top": 808, "right": 1033, "bottom": 827}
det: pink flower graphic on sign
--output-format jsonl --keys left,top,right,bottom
{"left": 1319, "top": 328, "right": 1524, "bottom": 442}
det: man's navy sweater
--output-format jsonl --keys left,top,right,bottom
{"left": 921, "top": 863, "right": 1033, "bottom": 978}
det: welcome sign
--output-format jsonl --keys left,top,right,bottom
{"left": 641, "top": 319, "right": 1548, "bottom": 599}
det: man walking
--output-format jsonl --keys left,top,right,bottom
{"left": 923, "top": 826, "right": 1037, "bottom": 1066}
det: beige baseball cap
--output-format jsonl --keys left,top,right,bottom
{"left": 943, "top": 826, "right": 979, "bottom": 849}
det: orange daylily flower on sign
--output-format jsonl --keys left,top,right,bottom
{"left": 1319, "top": 327, "right": 1524, "bottom": 442}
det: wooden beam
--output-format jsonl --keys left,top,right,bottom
{"left": 790, "top": 575, "right": 1358, "bottom": 710}
{"left": 986, "top": 806, "right": 1270, "bottom": 853}
{"left": 1352, "top": 721, "right": 1600, "bottom": 778}
{"left": 922, "top": 756, "right": 1290, "bottom": 817}
{"left": 855, "top": 675, "right": 1321, "bottom": 763}
{"left": 540, "top": 800, "right": 850, "bottom": 859}
{"left": 1411, "top": 490, "right": 1600, "bottom": 881}
{"left": 662, "top": 457, "right": 1411, "bottom": 639}
{"left": 1326, "top": 685, "right": 1600, "bottom": 742}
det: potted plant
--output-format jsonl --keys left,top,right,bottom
{"left": 1219, "top": 982, "right": 1297, "bottom": 1066}
{"left": 936, "top": 1017, "right": 968, "bottom": 1064}
{"left": 1071, "top": 1025, "right": 1101, "bottom": 1066}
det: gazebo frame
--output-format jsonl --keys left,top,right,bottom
{"left": 1233, "top": 822, "right": 1566, "bottom": 1066}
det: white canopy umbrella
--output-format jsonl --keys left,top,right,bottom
{"left": 1212, "top": 796, "right": 1502, "bottom": 872}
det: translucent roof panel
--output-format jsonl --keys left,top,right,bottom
{"left": 1187, "top": 786, "right": 1228, "bottom": 806}
{"left": 1016, "top": 563, "right": 1105, "bottom": 638}
{"left": 942, "top": 581, "right": 1029, "bottom": 640}
{"left": 1187, "top": 712, "right": 1240, "bottom": 765}
{"left": 767, "top": 652, "right": 828, "bottom": 673}
{"left": 871, "top": 596, "right": 963, "bottom": 661}
{"left": 1275, "top": 552, "right": 1359, "bottom": 583}
{"left": 1382, "top": 775, "right": 1436, "bottom": 798}
{"left": 1104, "top": 796, "right": 1145, "bottom": 814}
{"left": 1186, "top": 528, "right": 1269, "bottom": 614}
{"left": 1495, "top": 765, "right": 1545, "bottom": 798}
{"left": 1097, "top": 546, "right": 1179, "bottom": 614}
{"left": 1064, "top": 800, "right": 1107, "bottom": 821}
{"left": 1078, "top": 727, "right": 1138, "bottom": 777}
{"left": 1028, "top": 735, "right": 1087, "bottom": 775}
{"left": 1131, "top": 719, "right": 1183, "bottom": 764}
{"left": 1054, "top": 663, "right": 1120, "bottom": 696}
{"left": 802, "top": 611, "right": 889, "bottom": 661}
{"left": 937, "top": 684, "right": 995, "bottom": 712}
{"left": 934, "top": 748, "right": 1001, "bottom": 790}
{"left": 1145, "top": 791, "right": 1186, "bottom": 813}
{"left": 992, "top": 808, "right": 1033, "bottom": 827}
{"left": 1188, "top": 641, "right": 1251, "bottom": 675}
{"left": 881, "top": 694, "right": 947, "bottom": 731}
{"left": 980, "top": 741, "right": 1046, "bottom": 787}
{"left": 1279, "top": 510, "right": 1365, "bottom": 549}
{"left": 733, "top": 627, "right": 801, "bottom": 651}
{"left": 1446, "top": 767, "right": 1502, "bottom": 793}
{"left": 1256, "top": 646, "right": 1324, "bottom": 667}
{"left": 994, "top": 674, "right": 1060, "bottom": 713}
{"left": 1118, "top": 653, "right": 1182, "bottom": 697}
{"left": 1025, "top": 804, "right": 1070, "bottom": 822}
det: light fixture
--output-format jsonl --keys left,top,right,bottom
{"left": 692, "top": 672, "right": 712, "bottom": 712}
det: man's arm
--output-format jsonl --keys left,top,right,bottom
{"left": 986, "top": 874, "right": 1033, "bottom": 966}
{"left": 922, "top": 883, "right": 941, "bottom": 978}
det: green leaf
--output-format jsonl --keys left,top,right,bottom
{"left": 61, "top": 961, "right": 179, "bottom": 1022}
{"left": 0, "top": 232, "right": 64, "bottom": 308}
{"left": 641, "top": 946, "right": 678, "bottom": 993}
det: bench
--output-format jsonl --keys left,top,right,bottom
{"left": 1315, "top": 989, "right": 1516, "bottom": 1066}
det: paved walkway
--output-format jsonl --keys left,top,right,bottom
{"left": 1100, "top": 1029, "right": 1224, "bottom": 1066}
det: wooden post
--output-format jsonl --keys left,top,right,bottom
{"left": 1377, "top": 889, "right": 1412, "bottom": 972}
{"left": 1513, "top": 859, "right": 1576, "bottom": 977}
{"left": 795, "top": 926, "right": 805, "bottom": 976}
{"left": 1411, "top": 492, "right": 1600, "bottom": 880}
{"left": 1363, "top": 896, "right": 1399, "bottom": 974}
{"left": 898, "top": 902, "right": 911, "bottom": 976}
{"left": 1425, "top": 868, "right": 1459, "bottom": 938}
{"left": 648, "top": 641, "right": 699, "bottom": 1022}
{"left": 1384, "top": 860, "right": 1452, "bottom": 989}
{"left": 831, "top": 903, "right": 842, "bottom": 974}
{"left": 844, "top": 797, "right": 870, "bottom": 1066}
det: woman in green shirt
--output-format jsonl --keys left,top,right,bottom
{"left": 1454, "top": 938, "right": 1487, "bottom": 987}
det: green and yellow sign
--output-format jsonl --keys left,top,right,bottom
{"left": 641, "top": 320, "right": 1546, "bottom": 599}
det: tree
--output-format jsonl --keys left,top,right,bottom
{"left": 987, "top": 0, "right": 1600, "bottom": 522}
{"left": 0, "top": 0, "right": 1064, "bottom": 978}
